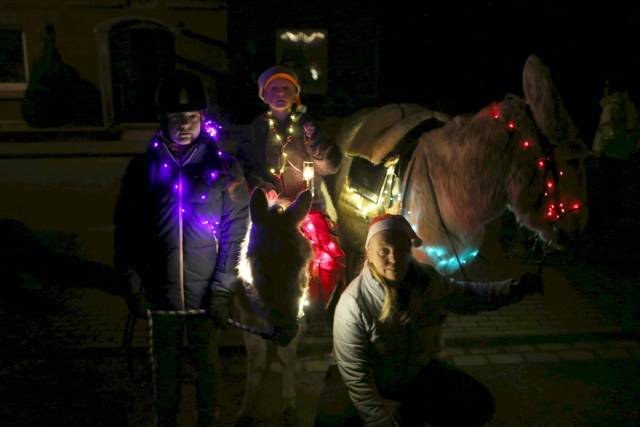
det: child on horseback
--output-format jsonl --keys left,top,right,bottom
{"left": 236, "top": 65, "right": 345, "bottom": 316}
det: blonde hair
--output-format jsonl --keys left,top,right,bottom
{"left": 368, "top": 263, "right": 397, "bottom": 322}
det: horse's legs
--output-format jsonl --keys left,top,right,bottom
{"left": 238, "top": 332, "right": 268, "bottom": 419}
{"left": 276, "top": 340, "right": 299, "bottom": 409}
{"left": 276, "top": 329, "right": 303, "bottom": 427}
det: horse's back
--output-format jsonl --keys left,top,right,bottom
{"left": 336, "top": 104, "right": 445, "bottom": 160}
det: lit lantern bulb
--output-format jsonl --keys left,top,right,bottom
{"left": 303, "top": 161, "right": 315, "bottom": 181}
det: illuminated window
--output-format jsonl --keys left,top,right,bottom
{"left": 0, "top": 29, "right": 28, "bottom": 92}
{"left": 276, "top": 29, "right": 328, "bottom": 95}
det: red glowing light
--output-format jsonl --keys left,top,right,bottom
{"left": 491, "top": 104, "right": 500, "bottom": 119}
{"left": 537, "top": 159, "right": 545, "bottom": 168}
{"left": 522, "top": 140, "right": 530, "bottom": 149}
{"left": 507, "top": 121, "right": 516, "bottom": 129}
{"left": 559, "top": 170, "right": 564, "bottom": 176}
{"left": 546, "top": 180, "right": 554, "bottom": 189}
{"left": 572, "top": 202, "right": 580, "bottom": 210}
{"left": 306, "top": 222, "right": 315, "bottom": 231}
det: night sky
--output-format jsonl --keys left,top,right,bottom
{"left": 226, "top": 1, "right": 639, "bottom": 142}
{"left": 372, "top": 1, "right": 639, "bottom": 139}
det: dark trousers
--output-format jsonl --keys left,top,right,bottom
{"left": 153, "top": 314, "right": 221, "bottom": 427}
{"left": 314, "top": 360, "right": 495, "bottom": 427}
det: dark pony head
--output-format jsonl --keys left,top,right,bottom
{"left": 238, "top": 188, "right": 312, "bottom": 345}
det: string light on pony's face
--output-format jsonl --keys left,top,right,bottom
{"left": 493, "top": 105, "right": 583, "bottom": 226}
{"left": 491, "top": 104, "right": 501, "bottom": 120}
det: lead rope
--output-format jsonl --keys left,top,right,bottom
{"left": 143, "top": 309, "right": 278, "bottom": 423}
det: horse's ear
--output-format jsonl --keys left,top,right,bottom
{"left": 285, "top": 190, "right": 312, "bottom": 224}
{"left": 522, "top": 54, "right": 581, "bottom": 146}
{"left": 249, "top": 188, "right": 268, "bottom": 223}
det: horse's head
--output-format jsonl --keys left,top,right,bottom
{"left": 239, "top": 188, "right": 312, "bottom": 345}
{"left": 502, "top": 55, "right": 589, "bottom": 248}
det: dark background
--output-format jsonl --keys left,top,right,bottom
{"left": 224, "top": 0, "right": 639, "bottom": 141}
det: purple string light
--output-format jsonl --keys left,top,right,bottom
{"left": 203, "top": 118, "right": 222, "bottom": 141}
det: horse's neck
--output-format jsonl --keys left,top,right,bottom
{"left": 406, "top": 132, "right": 504, "bottom": 252}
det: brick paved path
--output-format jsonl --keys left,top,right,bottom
{"left": 45, "top": 263, "right": 638, "bottom": 368}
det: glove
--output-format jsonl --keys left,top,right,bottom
{"left": 516, "top": 272, "right": 544, "bottom": 297}
{"left": 302, "top": 121, "right": 317, "bottom": 141}
{"left": 209, "top": 287, "right": 234, "bottom": 329}
{"left": 126, "top": 292, "right": 153, "bottom": 318}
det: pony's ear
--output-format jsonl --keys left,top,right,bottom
{"left": 285, "top": 190, "right": 312, "bottom": 224}
{"left": 522, "top": 54, "right": 581, "bottom": 146}
{"left": 249, "top": 188, "right": 268, "bottom": 223}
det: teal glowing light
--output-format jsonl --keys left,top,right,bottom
{"left": 422, "top": 245, "right": 479, "bottom": 274}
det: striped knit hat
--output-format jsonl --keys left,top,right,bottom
{"left": 258, "top": 65, "right": 301, "bottom": 105}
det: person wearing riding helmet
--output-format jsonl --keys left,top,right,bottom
{"left": 236, "top": 65, "right": 345, "bottom": 315}
{"left": 113, "top": 70, "right": 249, "bottom": 427}
{"left": 315, "top": 214, "right": 543, "bottom": 427}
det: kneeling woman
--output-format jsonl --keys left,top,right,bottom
{"left": 315, "top": 214, "right": 542, "bottom": 427}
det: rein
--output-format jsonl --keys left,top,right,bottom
{"left": 398, "top": 118, "right": 471, "bottom": 280}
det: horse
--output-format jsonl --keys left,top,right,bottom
{"left": 332, "top": 55, "right": 589, "bottom": 279}
{"left": 233, "top": 188, "right": 312, "bottom": 426}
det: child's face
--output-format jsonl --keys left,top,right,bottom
{"left": 263, "top": 78, "right": 297, "bottom": 113}
{"left": 165, "top": 111, "right": 203, "bottom": 145}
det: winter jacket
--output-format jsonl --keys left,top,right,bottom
{"left": 333, "top": 260, "right": 524, "bottom": 427}
{"left": 236, "top": 110, "right": 342, "bottom": 210}
{"left": 113, "top": 131, "right": 249, "bottom": 311}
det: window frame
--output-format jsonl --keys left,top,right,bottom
{"left": 0, "top": 28, "right": 29, "bottom": 96}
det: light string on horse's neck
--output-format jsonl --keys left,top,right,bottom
{"left": 267, "top": 109, "right": 303, "bottom": 178}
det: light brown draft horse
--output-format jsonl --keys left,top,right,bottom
{"left": 333, "top": 55, "right": 589, "bottom": 278}
{"left": 233, "top": 188, "right": 312, "bottom": 427}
